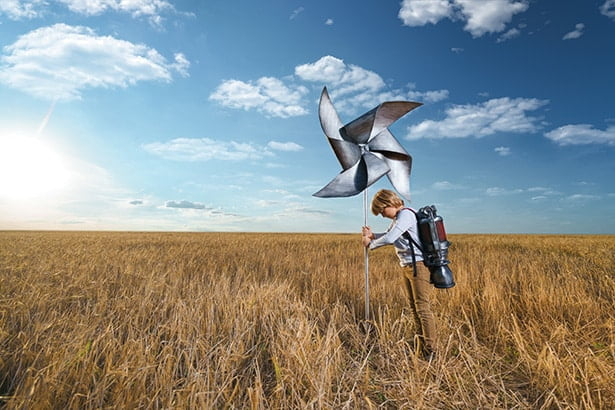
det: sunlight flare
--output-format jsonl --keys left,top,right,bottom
{"left": 0, "top": 134, "right": 70, "bottom": 199}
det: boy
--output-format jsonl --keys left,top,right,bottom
{"left": 361, "top": 189, "right": 437, "bottom": 360}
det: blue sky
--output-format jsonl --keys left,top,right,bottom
{"left": 0, "top": 0, "right": 614, "bottom": 234}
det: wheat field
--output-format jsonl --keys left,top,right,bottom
{"left": 0, "top": 231, "right": 613, "bottom": 409}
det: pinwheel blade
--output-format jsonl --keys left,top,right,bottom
{"left": 318, "top": 87, "right": 343, "bottom": 141}
{"left": 384, "top": 154, "right": 412, "bottom": 200}
{"left": 367, "top": 128, "right": 410, "bottom": 158}
{"left": 329, "top": 136, "right": 362, "bottom": 171}
{"left": 341, "top": 101, "right": 422, "bottom": 144}
{"left": 319, "top": 87, "right": 361, "bottom": 170}
{"left": 368, "top": 128, "right": 412, "bottom": 199}
{"left": 313, "top": 153, "right": 389, "bottom": 198}
{"left": 372, "top": 102, "right": 422, "bottom": 140}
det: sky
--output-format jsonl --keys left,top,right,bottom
{"left": 0, "top": 0, "right": 614, "bottom": 234}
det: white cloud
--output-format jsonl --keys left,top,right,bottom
{"left": 210, "top": 55, "right": 448, "bottom": 119}
{"left": 495, "top": 146, "right": 511, "bottom": 156}
{"left": 295, "top": 55, "right": 385, "bottom": 98}
{"left": 209, "top": 77, "right": 309, "bottom": 118}
{"left": 407, "top": 97, "right": 548, "bottom": 139}
{"left": 0, "top": 0, "right": 174, "bottom": 23}
{"left": 295, "top": 55, "right": 448, "bottom": 113}
{"left": 290, "top": 6, "right": 304, "bottom": 20}
{"left": 267, "top": 141, "right": 304, "bottom": 152}
{"left": 0, "top": 0, "right": 44, "bottom": 19}
{"left": 563, "top": 23, "right": 584, "bottom": 40}
{"left": 399, "top": 0, "right": 529, "bottom": 37}
{"left": 58, "top": 0, "right": 173, "bottom": 17}
{"left": 497, "top": 27, "right": 521, "bottom": 42}
{"left": 0, "top": 24, "right": 189, "bottom": 101}
{"left": 457, "top": 0, "right": 529, "bottom": 37}
{"left": 407, "top": 88, "right": 450, "bottom": 103}
{"left": 325, "top": 18, "right": 334, "bottom": 25}
{"left": 398, "top": 0, "right": 453, "bottom": 26}
{"left": 545, "top": 124, "right": 615, "bottom": 146}
{"left": 143, "top": 138, "right": 275, "bottom": 161}
{"left": 601, "top": 0, "right": 615, "bottom": 20}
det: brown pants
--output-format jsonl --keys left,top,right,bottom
{"left": 403, "top": 263, "right": 437, "bottom": 353}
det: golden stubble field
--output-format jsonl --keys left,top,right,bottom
{"left": 0, "top": 231, "right": 613, "bottom": 409}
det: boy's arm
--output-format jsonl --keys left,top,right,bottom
{"left": 368, "top": 209, "right": 413, "bottom": 249}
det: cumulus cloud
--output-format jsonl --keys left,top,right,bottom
{"left": 601, "top": 0, "right": 615, "bottom": 20}
{"left": 0, "top": 24, "right": 189, "bottom": 101}
{"left": 399, "top": 0, "right": 529, "bottom": 37}
{"left": 295, "top": 55, "right": 448, "bottom": 113}
{"left": 407, "top": 87, "right": 450, "bottom": 104}
{"left": 0, "top": 0, "right": 175, "bottom": 23}
{"left": 58, "top": 0, "right": 173, "bottom": 17}
{"left": 210, "top": 55, "right": 448, "bottom": 118}
{"left": 457, "top": 0, "right": 529, "bottom": 37}
{"left": 295, "top": 55, "right": 385, "bottom": 98}
{"left": 325, "top": 18, "right": 334, "bottom": 25}
{"left": 407, "top": 97, "right": 548, "bottom": 139}
{"left": 267, "top": 141, "right": 304, "bottom": 152}
{"left": 563, "top": 23, "right": 584, "bottom": 40}
{"left": 399, "top": 0, "right": 453, "bottom": 26}
{"left": 0, "top": 0, "right": 44, "bottom": 19}
{"left": 209, "top": 77, "right": 309, "bottom": 118}
{"left": 143, "top": 138, "right": 275, "bottom": 161}
{"left": 544, "top": 124, "right": 615, "bottom": 146}
{"left": 165, "top": 200, "right": 207, "bottom": 210}
{"left": 495, "top": 146, "right": 511, "bottom": 156}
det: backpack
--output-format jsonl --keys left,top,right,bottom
{"left": 404, "top": 205, "right": 456, "bottom": 289}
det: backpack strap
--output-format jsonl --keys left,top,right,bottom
{"left": 402, "top": 208, "right": 423, "bottom": 277}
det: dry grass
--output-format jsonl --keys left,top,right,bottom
{"left": 0, "top": 231, "right": 613, "bottom": 409}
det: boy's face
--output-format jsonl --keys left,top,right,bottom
{"left": 380, "top": 206, "right": 399, "bottom": 219}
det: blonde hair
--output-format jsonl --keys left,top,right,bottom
{"left": 370, "top": 189, "right": 404, "bottom": 215}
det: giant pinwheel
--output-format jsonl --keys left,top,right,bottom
{"left": 313, "top": 86, "right": 422, "bottom": 321}
{"left": 313, "top": 87, "right": 421, "bottom": 200}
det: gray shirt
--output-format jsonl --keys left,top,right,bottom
{"left": 368, "top": 208, "right": 423, "bottom": 266}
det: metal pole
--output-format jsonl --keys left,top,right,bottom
{"left": 364, "top": 189, "right": 370, "bottom": 321}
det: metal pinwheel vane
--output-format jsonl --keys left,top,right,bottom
{"left": 313, "top": 87, "right": 421, "bottom": 200}
{"left": 313, "top": 86, "right": 422, "bottom": 321}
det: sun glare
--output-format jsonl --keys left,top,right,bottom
{"left": 0, "top": 135, "right": 70, "bottom": 199}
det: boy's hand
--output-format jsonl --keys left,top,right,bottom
{"left": 361, "top": 235, "right": 372, "bottom": 248}
{"left": 362, "top": 226, "right": 373, "bottom": 238}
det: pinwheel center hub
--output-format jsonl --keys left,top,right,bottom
{"left": 359, "top": 144, "right": 370, "bottom": 154}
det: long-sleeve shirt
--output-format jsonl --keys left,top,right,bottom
{"left": 368, "top": 208, "right": 423, "bottom": 267}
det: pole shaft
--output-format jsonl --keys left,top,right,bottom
{"left": 364, "top": 189, "right": 370, "bottom": 321}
